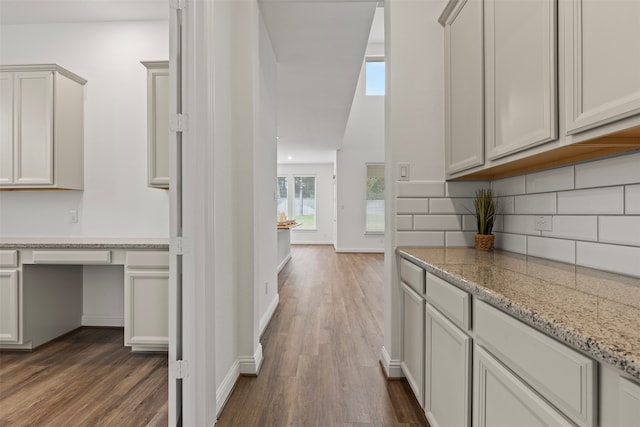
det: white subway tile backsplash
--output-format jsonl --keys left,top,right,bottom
{"left": 429, "top": 198, "right": 475, "bottom": 214}
{"left": 557, "top": 187, "right": 624, "bottom": 215}
{"left": 541, "top": 216, "right": 598, "bottom": 241}
{"left": 577, "top": 241, "right": 640, "bottom": 278}
{"left": 396, "top": 231, "right": 445, "bottom": 247}
{"left": 527, "top": 236, "right": 576, "bottom": 264}
{"left": 396, "top": 181, "right": 444, "bottom": 198}
{"left": 414, "top": 215, "right": 462, "bottom": 231}
{"left": 493, "top": 215, "right": 503, "bottom": 232}
{"left": 503, "top": 215, "right": 539, "bottom": 235}
{"left": 396, "top": 198, "right": 429, "bottom": 215}
{"left": 526, "top": 166, "right": 574, "bottom": 193}
{"left": 445, "top": 181, "right": 491, "bottom": 197}
{"left": 462, "top": 215, "right": 478, "bottom": 231}
{"left": 494, "top": 232, "right": 527, "bottom": 254}
{"left": 575, "top": 152, "right": 640, "bottom": 189}
{"left": 599, "top": 216, "right": 640, "bottom": 246}
{"left": 446, "top": 231, "right": 476, "bottom": 247}
{"left": 396, "top": 215, "right": 413, "bottom": 231}
{"left": 498, "top": 196, "right": 515, "bottom": 214}
{"left": 514, "top": 193, "right": 556, "bottom": 214}
{"left": 493, "top": 175, "right": 526, "bottom": 196}
{"left": 627, "top": 185, "right": 640, "bottom": 214}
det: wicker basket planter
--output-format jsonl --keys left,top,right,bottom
{"left": 475, "top": 234, "right": 495, "bottom": 251}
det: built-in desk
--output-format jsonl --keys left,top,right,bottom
{"left": 0, "top": 238, "right": 169, "bottom": 352}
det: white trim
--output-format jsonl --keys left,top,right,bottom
{"left": 238, "top": 343, "right": 264, "bottom": 375}
{"left": 335, "top": 248, "right": 384, "bottom": 253}
{"left": 290, "top": 240, "right": 334, "bottom": 245}
{"left": 216, "top": 359, "right": 240, "bottom": 418}
{"left": 381, "top": 345, "right": 404, "bottom": 378}
{"left": 259, "top": 294, "right": 280, "bottom": 337}
{"left": 81, "top": 315, "right": 123, "bottom": 327}
{"left": 277, "top": 254, "right": 291, "bottom": 273}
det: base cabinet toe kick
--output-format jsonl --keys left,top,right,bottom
{"left": 0, "top": 245, "right": 168, "bottom": 353}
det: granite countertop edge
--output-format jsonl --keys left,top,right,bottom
{"left": 397, "top": 249, "right": 640, "bottom": 381}
{"left": 0, "top": 238, "right": 169, "bottom": 250}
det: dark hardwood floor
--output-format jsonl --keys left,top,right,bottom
{"left": 0, "top": 245, "right": 426, "bottom": 426}
{"left": 0, "top": 327, "right": 167, "bottom": 427}
{"left": 217, "top": 245, "right": 428, "bottom": 426}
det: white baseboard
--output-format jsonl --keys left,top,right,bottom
{"left": 216, "top": 359, "right": 240, "bottom": 417}
{"left": 82, "top": 314, "right": 123, "bottom": 327}
{"left": 381, "top": 346, "right": 404, "bottom": 378}
{"left": 290, "top": 241, "right": 333, "bottom": 245}
{"left": 335, "top": 248, "right": 384, "bottom": 253}
{"left": 277, "top": 254, "right": 291, "bottom": 273}
{"left": 259, "top": 294, "right": 279, "bottom": 337}
{"left": 238, "top": 343, "right": 264, "bottom": 375}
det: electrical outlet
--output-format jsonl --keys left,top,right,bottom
{"left": 69, "top": 210, "right": 78, "bottom": 224}
{"left": 534, "top": 215, "right": 552, "bottom": 232}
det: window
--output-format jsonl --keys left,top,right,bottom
{"left": 366, "top": 164, "right": 385, "bottom": 233}
{"left": 294, "top": 176, "right": 316, "bottom": 229}
{"left": 366, "top": 58, "right": 385, "bottom": 96}
{"left": 277, "top": 176, "right": 288, "bottom": 220}
{"left": 277, "top": 175, "right": 317, "bottom": 230}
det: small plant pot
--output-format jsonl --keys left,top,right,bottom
{"left": 475, "top": 234, "right": 495, "bottom": 251}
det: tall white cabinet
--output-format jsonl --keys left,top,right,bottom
{"left": 442, "top": 0, "right": 484, "bottom": 174}
{"left": 141, "top": 61, "right": 169, "bottom": 189}
{"left": 484, "top": 0, "right": 557, "bottom": 160}
{"left": 564, "top": 0, "right": 640, "bottom": 134}
{"left": 0, "top": 65, "right": 86, "bottom": 190}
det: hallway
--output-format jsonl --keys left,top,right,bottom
{"left": 217, "top": 245, "right": 427, "bottom": 426}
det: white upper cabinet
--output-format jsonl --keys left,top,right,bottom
{"left": 0, "top": 65, "right": 86, "bottom": 190}
{"left": 484, "top": 0, "right": 557, "bottom": 160}
{"left": 564, "top": 0, "right": 640, "bottom": 134}
{"left": 142, "top": 61, "right": 169, "bottom": 189}
{"left": 442, "top": 0, "right": 484, "bottom": 174}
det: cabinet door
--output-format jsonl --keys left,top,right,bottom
{"left": 444, "top": 0, "right": 484, "bottom": 174}
{"left": 619, "top": 377, "right": 640, "bottom": 427}
{"left": 145, "top": 63, "right": 170, "bottom": 188}
{"left": 425, "top": 304, "right": 471, "bottom": 427}
{"left": 125, "top": 270, "right": 169, "bottom": 349}
{"left": 565, "top": 0, "right": 640, "bottom": 134}
{"left": 485, "top": 0, "right": 557, "bottom": 160}
{"left": 0, "top": 72, "right": 13, "bottom": 184}
{"left": 401, "top": 282, "right": 425, "bottom": 407}
{"left": 474, "top": 346, "right": 574, "bottom": 427}
{"left": 0, "top": 270, "right": 19, "bottom": 342}
{"left": 14, "top": 71, "right": 54, "bottom": 185}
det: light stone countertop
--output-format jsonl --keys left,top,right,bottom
{"left": 398, "top": 247, "right": 640, "bottom": 381}
{"left": 0, "top": 237, "right": 169, "bottom": 250}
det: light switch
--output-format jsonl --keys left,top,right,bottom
{"left": 398, "top": 162, "right": 410, "bottom": 181}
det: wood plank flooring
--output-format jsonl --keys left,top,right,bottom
{"left": 0, "top": 327, "right": 167, "bottom": 427}
{"left": 217, "top": 245, "right": 428, "bottom": 427}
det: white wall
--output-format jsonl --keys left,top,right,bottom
{"left": 0, "top": 21, "right": 170, "bottom": 238}
{"left": 0, "top": 21, "right": 170, "bottom": 327}
{"left": 382, "top": 0, "right": 448, "bottom": 377}
{"left": 277, "top": 163, "right": 335, "bottom": 245}
{"left": 336, "top": 42, "right": 385, "bottom": 253}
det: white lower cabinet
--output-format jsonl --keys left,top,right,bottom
{"left": 400, "top": 281, "right": 425, "bottom": 406}
{"left": 474, "top": 345, "right": 574, "bottom": 427}
{"left": 0, "top": 269, "right": 19, "bottom": 342}
{"left": 124, "top": 251, "right": 169, "bottom": 352}
{"left": 425, "top": 303, "right": 471, "bottom": 427}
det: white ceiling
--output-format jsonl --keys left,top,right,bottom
{"left": 0, "top": 0, "right": 382, "bottom": 165}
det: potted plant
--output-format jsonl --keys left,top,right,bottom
{"left": 473, "top": 189, "right": 496, "bottom": 251}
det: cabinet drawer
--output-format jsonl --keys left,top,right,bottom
{"left": 0, "top": 251, "right": 18, "bottom": 268}
{"left": 126, "top": 251, "right": 169, "bottom": 269}
{"left": 400, "top": 258, "right": 425, "bottom": 294}
{"left": 32, "top": 250, "right": 111, "bottom": 264}
{"left": 426, "top": 273, "right": 470, "bottom": 331}
{"left": 475, "top": 300, "right": 596, "bottom": 427}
